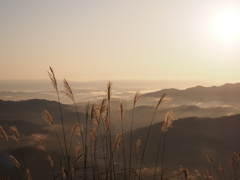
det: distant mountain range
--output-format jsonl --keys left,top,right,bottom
{"left": 144, "top": 82, "right": 240, "bottom": 107}
{"left": 0, "top": 97, "right": 238, "bottom": 132}
{"left": 1, "top": 82, "right": 240, "bottom": 107}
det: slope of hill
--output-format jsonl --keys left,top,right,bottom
{"left": 144, "top": 82, "right": 240, "bottom": 107}
{"left": 123, "top": 114, "right": 240, "bottom": 175}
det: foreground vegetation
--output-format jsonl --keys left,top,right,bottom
{"left": 0, "top": 67, "right": 239, "bottom": 180}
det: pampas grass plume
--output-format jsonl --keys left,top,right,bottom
{"left": 9, "top": 126, "right": 20, "bottom": 144}
{"left": 42, "top": 110, "right": 54, "bottom": 127}
{"left": 0, "top": 126, "right": 8, "bottom": 143}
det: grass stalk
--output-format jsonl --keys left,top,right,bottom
{"left": 120, "top": 101, "right": 127, "bottom": 179}
{"left": 160, "top": 110, "right": 173, "bottom": 180}
{"left": 9, "top": 126, "right": 27, "bottom": 171}
{"left": 206, "top": 155, "right": 223, "bottom": 180}
{"left": 153, "top": 131, "right": 163, "bottom": 180}
{"left": 48, "top": 67, "right": 71, "bottom": 178}
{"left": 42, "top": 109, "right": 67, "bottom": 170}
{"left": 129, "top": 90, "right": 141, "bottom": 180}
{"left": 138, "top": 92, "right": 167, "bottom": 180}
{"left": 84, "top": 102, "right": 90, "bottom": 180}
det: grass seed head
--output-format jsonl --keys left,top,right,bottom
{"left": 48, "top": 67, "right": 58, "bottom": 91}
{"left": 136, "top": 138, "right": 141, "bottom": 153}
{"left": 9, "top": 126, "right": 20, "bottom": 144}
{"left": 91, "top": 103, "right": 100, "bottom": 126}
{"left": 75, "top": 146, "right": 82, "bottom": 164}
{"left": 42, "top": 110, "right": 54, "bottom": 127}
{"left": 90, "top": 128, "right": 97, "bottom": 146}
{"left": 99, "top": 97, "right": 107, "bottom": 119}
{"left": 206, "top": 155, "right": 214, "bottom": 165}
{"left": 195, "top": 169, "right": 203, "bottom": 177}
{"left": 156, "top": 92, "right": 168, "bottom": 108}
{"left": 46, "top": 154, "right": 54, "bottom": 167}
{"left": 119, "top": 101, "right": 123, "bottom": 120}
{"left": 133, "top": 90, "right": 141, "bottom": 108}
{"left": 104, "top": 107, "right": 110, "bottom": 132}
{"left": 9, "top": 155, "right": 21, "bottom": 169}
{"left": 25, "top": 168, "right": 32, "bottom": 180}
{"left": 114, "top": 133, "right": 122, "bottom": 150}
{"left": 61, "top": 167, "right": 66, "bottom": 179}
{"left": 0, "top": 126, "right": 8, "bottom": 143}
{"left": 218, "top": 163, "right": 225, "bottom": 173}
{"left": 71, "top": 123, "right": 82, "bottom": 136}
{"left": 161, "top": 110, "right": 173, "bottom": 133}
{"left": 34, "top": 134, "right": 46, "bottom": 152}
{"left": 62, "top": 78, "right": 74, "bottom": 102}
{"left": 106, "top": 81, "right": 113, "bottom": 101}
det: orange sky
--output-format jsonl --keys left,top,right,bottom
{"left": 1, "top": 0, "right": 240, "bottom": 85}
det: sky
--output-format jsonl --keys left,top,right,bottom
{"left": 1, "top": 0, "right": 240, "bottom": 86}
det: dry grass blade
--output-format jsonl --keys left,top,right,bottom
{"left": 9, "top": 126, "right": 20, "bottom": 144}
{"left": 133, "top": 90, "right": 141, "bottom": 108}
{"left": 0, "top": 126, "right": 8, "bottom": 143}
{"left": 62, "top": 78, "right": 74, "bottom": 101}
{"left": 9, "top": 155, "right": 21, "bottom": 169}
{"left": 161, "top": 110, "right": 173, "bottom": 133}
{"left": 156, "top": 92, "right": 168, "bottom": 108}
{"left": 47, "top": 67, "right": 57, "bottom": 91}
{"left": 42, "top": 110, "right": 54, "bottom": 127}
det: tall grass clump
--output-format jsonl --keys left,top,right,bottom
{"left": 48, "top": 67, "right": 70, "bottom": 177}
{"left": 138, "top": 92, "right": 167, "bottom": 180}
{"left": 2, "top": 66, "right": 240, "bottom": 180}
{"left": 0, "top": 127, "right": 21, "bottom": 180}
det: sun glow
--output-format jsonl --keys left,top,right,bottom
{"left": 212, "top": 8, "right": 240, "bottom": 42}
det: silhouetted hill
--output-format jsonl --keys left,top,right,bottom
{"left": 123, "top": 114, "right": 240, "bottom": 175}
{"left": 144, "top": 83, "right": 240, "bottom": 106}
{"left": 111, "top": 104, "right": 238, "bottom": 130}
{"left": 0, "top": 146, "right": 61, "bottom": 180}
{"left": 0, "top": 98, "right": 238, "bottom": 133}
{"left": 0, "top": 99, "right": 84, "bottom": 124}
{"left": 0, "top": 120, "right": 52, "bottom": 136}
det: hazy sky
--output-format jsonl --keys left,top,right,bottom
{"left": 1, "top": 0, "right": 240, "bottom": 85}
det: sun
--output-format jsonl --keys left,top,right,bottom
{"left": 212, "top": 8, "right": 240, "bottom": 42}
